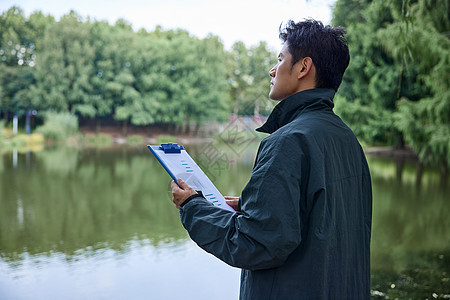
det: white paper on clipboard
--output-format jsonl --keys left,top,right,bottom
{"left": 148, "top": 144, "right": 234, "bottom": 212}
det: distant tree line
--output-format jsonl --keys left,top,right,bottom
{"left": 0, "top": 2, "right": 448, "bottom": 169}
{"left": 0, "top": 6, "right": 276, "bottom": 135}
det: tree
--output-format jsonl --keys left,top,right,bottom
{"left": 244, "top": 42, "right": 277, "bottom": 117}
{"left": 89, "top": 20, "right": 139, "bottom": 134}
{"left": 0, "top": 7, "right": 54, "bottom": 122}
{"left": 179, "top": 34, "right": 229, "bottom": 133}
{"left": 0, "top": 5, "right": 278, "bottom": 138}
{"left": 30, "top": 11, "right": 95, "bottom": 116}
{"left": 135, "top": 29, "right": 229, "bottom": 133}
{"left": 380, "top": 0, "right": 449, "bottom": 168}
{"left": 332, "top": 0, "right": 449, "bottom": 169}
{"left": 226, "top": 41, "right": 276, "bottom": 117}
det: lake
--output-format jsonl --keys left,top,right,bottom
{"left": 0, "top": 144, "right": 448, "bottom": 299}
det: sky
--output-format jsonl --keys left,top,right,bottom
{"left": 1, "top": 0, "right": 337, "bottom": 51}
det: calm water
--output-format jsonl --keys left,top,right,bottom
{"left": 0, "top": 145, "right": 448, "bottom": 299}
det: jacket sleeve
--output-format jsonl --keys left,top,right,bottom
{"left": 180, "top": 134, "right": 304, "bottom": 270}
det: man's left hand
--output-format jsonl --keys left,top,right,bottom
{"left": 171, "top": 179, "right": 197, "bottom": 209}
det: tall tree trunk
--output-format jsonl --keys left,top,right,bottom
{"left": 184, "top": 117, "right": 191, "bottom": 135}
{"left": 194, "top": 122, "right": 200, "bottom": 136}
{"left": 96, "top": 119, "right": 101, "bottom": 134}
{"left": 122, "top": 120, "right": 128, "bottom": 137}
{"left": 395, "top": 135, "right": 406, "bottom": 150}
{"left": 3, "top": 109, "right": 8, "bottom": 124}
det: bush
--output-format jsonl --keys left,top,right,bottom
{"left": 0, "top": 119, "right": 44, "bottom": 151}
{"left": 0, "top": 121, "right": 5, "bottom": 146}
{"left": 36, "top": 112, "right": 79, "bottom": 141}
{"left": 156, "top": 135, "right": 177, "bottom": 144}
{"left": 9, "top": 135, "right": 28, "bottom": 148}
{"left": 84, "top": 134, "right": 112, "bottom": 148}
{"left": 126, "top": 135, "right": 144, "bottom": 146}
{"left": 27, "top": 133, "right": 45, "bottom": 145}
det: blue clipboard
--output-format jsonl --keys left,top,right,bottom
{"left": 147, "top": 144, "right": 184, "bottom": 187}
{"left": 147, "top": 143, "right": 234, "bottom": 211}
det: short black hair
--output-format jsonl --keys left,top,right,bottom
{"left": 279, "top": 19, "right": 350, "bottom": 92}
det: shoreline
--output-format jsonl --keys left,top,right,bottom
{"left": 364, "top": 146, "right": 418, "bottom": 160}
{"left": 2, "top": 126, "right": 420, "bottom": 160}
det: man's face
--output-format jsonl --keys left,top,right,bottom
{"left": 268, "top": 43, "right": 301, "bottom": 101}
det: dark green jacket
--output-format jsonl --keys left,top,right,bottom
{"left": 180, "top": 88, "right": 372, "bottom": 299}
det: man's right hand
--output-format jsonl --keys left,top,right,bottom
{"left": 225, "top": 196, "right": 239, "bottom": 211}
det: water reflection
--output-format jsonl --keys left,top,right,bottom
{"left": 1, "top": 147, "right": 187, "bottom": 263}
{"left": 367, "top": 156, "right": 450, "bottom": 298}
{"left": 0, "top": 147, "right": 448, "bottom": 299}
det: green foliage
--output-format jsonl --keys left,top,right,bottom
{"left": 156, "top": 135, "right": 177, "bottom": 144}
{"left": 379, "top": 0, "right": 450, "bottom": 168}
{"left": 394, "top": 97, "right": 450, "bottom": 166}
{"left": 226, "top": 41, "right": 277, "bottom": 116}
{"left": 0, "top": 7, "right": 54, "bottom": 118}
{"left": 130, "top": 30, "right": 230, "bottom": 127}
{"left": 0, "top": 120, "right": 5, "bottom": 140}
{"left": 0, "top": 133, "right": 44, "bottom": 152}
{"left": 1, "top": 5, "right": 279, "bottom": 139}
{"left": 30, "top": 11, "right": 96, "bottom": 114}
{"left": 126, "top": 135, "right": 143, "bottom": 146}
{"left": 84, "top": 133, "right": 112, "bottom": 148}
{"left": 35, "top": 111, "right": 78, "bottom": 141}
{"left": 8, "top": 134, "right": 28, "bottom": 148}
{"left": 332, "top": 0, "right": 449, "bottom": 167}
{"left": 334, "top": 95, "right": 402, "bottom": 147}
{"left": 90, "top": 20, "right": 139, "bottom": 129}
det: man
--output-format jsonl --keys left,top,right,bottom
{"left": 171, "top": 19, "right": 372, "bottom": 299}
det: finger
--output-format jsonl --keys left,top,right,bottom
{"left": 225, "top": 200, "right": 239, "bottom": 211}
{"left": 171, "top": 180, "right": 181, "bottom": 192}
{"left": 225, "top": 199, "right": 239, "bottom": 204}
{"left": 224, "top": 196, "right": 239, "bottom": 200}
{"left": 177, "top": 178, "right": 190, "bottom": 190}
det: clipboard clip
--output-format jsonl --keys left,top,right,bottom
{"left": 159, "top": 143, "right": 185, "bottom": 153}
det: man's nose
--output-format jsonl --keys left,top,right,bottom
{"left": 269, "top": 66, "right": 276, "bottom": 77}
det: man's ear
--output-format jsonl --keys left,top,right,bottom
{"left": 297, "top": 57, "right": 314, "bottom": 79}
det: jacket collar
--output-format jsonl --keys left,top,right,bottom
{"left": 256, "top": 88, "right": 335, "bottom": 134}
